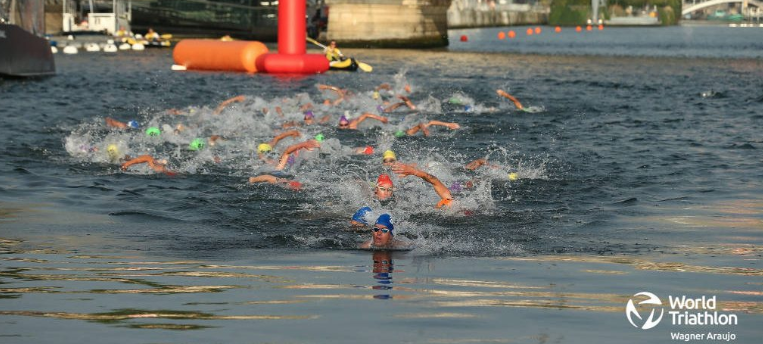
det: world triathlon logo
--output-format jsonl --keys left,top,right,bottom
{"left": 626, "top": 291, "right": 665, "bottom": 330}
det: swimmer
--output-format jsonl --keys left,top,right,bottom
{"left": 359, "top": 214, "right": 408, "bottom": 249}
{"left": 121, "top": 155, "right": 176, "bottom": 176}
{"left": 275, "top": 139, "right": 321, "bottom": 170}
{"left": 214, "top": 95, "right": 245, "bottom": 115}
{"left": 338, "top": 113, "right": 389, "bottom": 130}
{"left": 282, "top": 111, "right": 330, "bottom": 128}
{"left": 248, "top": 174, "right": 302, "bottom": 190}
{"left": 105, "top": 117, "right": 138, "bottom": 130}
{"left": 391, "top": 163, "right": 453, "bottom": 208}
{"left": 405, "top": 120, "right": 460, "bottom": 137}
{"left": 496, "top": 89, "right": 523, "bottom": 110}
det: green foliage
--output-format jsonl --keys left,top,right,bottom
{"left": 552, "top": 0, "right": 682, "bottom": 25}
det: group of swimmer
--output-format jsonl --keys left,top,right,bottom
{"left": 98, "top": 82, "right": 527, "bottom": 250}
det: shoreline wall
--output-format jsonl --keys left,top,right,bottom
{"left": 447, "top": 0, "right": 549, "bottom": 28}
{"left": 325, "top": 0, "right": 452, "bottom": 48}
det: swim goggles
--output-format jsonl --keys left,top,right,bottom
{"left": 375, "top": 186, "right": 393, "bottom": 192}
{"left": 372, "top": 227, "right": 390, "bottom": 233}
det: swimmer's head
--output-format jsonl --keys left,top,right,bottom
{"left": 372, "top": 214, "right": 395, "bottom": 246}
{"left": 362, "top": 146, "right": 374, "bottom": 155}
{"left": 145, "top": 127, "right": 161, "bottom": 137}
{"left": 339, "top": 115, "right": 349, "bottom": 127}
{"left": 382, "top": 150, "right": 396, "bottom": 163}
{"left": 127, "top": 120, "right": 140, "bottom": 129}
{"left": 352, "top": 206, "right": 372, "bottom": 225}
{"left": 106, "top": 144, "right": 119, "bottom": 160}
{"left": 448, "top": 97, "right": 462, "bottom": 105}
{"left": 375, "top": 174, "right": 394, "bottom": 201}
{"left": 376, "top": 105, "right": 385, "bottom": 113}
{"left": 189, "top": 138, "right": 205, "bottom": 151}
{"left": 449, "top": 182, "right": 462, "bottom": 193}
{"left": 394, "top": 130, "right": 406, "bottom": 138}
{"left": 508, "top": 172, "right": 518, "bottom": 181}
{"left": 303, "top": 110, "right": 314, "bottom": 119}
{"left": 373, "top": 91, "right": 380, "bottom": 100}
{"left": 257, "top": 143, "right": 272, "bottom": 154}
{"left": 314, "top": 133, "right": 325, "bottom": 142}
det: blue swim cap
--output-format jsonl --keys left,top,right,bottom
{"left": 352, "top": 206, "right": 372, "bottom": 225}
{"left": 127, "top": 120, "right": 139, "bottom": 129}
{"left": 377, "top": 105, "right": 385, "bottom": 113}
{"left": 375, "top": 214, "right": 394, "bottom": 234}
{"left": 464, "top": 105, "right": 472, "bottom": 112}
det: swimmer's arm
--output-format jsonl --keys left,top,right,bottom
{"left": 406, "top": 123, "right": 424, "bottom": 136}
{"left": 383, "top": 102, "right": 406, "bottom": 113}
{"left": 275, "top": 140, "right": 320, "bottom": 170}
{"left": 376, "top": 83, "right": 391, "bottom": 91}
{"left": 275, "top": 106, "right": 284, "bottom": 117}
{"left": 270, "top": 130, "right": 301, "bottom": 148}
{"left": 397, "top": 95, "right": 416, "bottom": 110}
{"left": 214, "top": 95, "right": 246, "bottom": 115}
{"left": 465, "top": 158, "right": 487, "bottom": 171}
{"left": 105, "top": 117, "right": 128, "bottom": 129}
{"left": 248, "top": 174, "right": 280, "bottom": 184}
{"left": 426, "top": 120, "right": 460, "bottom": 130}
{"left": 299, "top": 103, "right": 313, "bottom": 111}
{"left": 359, "top": 240, "right": 372, "bottom": 249}
{"left": 496, "top": 89, "right": 523, "bottom": 110}
{"left": 318, "top": 115, "right": 331, "bottom": 124}
{"left": 351, "top": 113, "right": 388, "bottom": 128}
{"left": 121, "top": 155, "right": 154, "bottom": 170}
{"left": 392, "top": 163, "right": 453, "bottom": 201}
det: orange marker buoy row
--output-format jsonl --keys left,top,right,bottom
{"left": 460, "top": 35, "right": 468, "bottom": 42}
{"left": 487, "top": 25, "right": 604, "bottom": 41}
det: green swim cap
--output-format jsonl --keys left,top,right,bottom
{"left": 145, "top": 127, "right": 161, "bottom": 137}
{"left": 394, "top": 130, "right": 406, "bottom": 138}
{"left": 314, "top": 133, "right": 325, "bottom": 142}
{"left": 448, "top": 97, "right": 462, "bottom": 105}
{"left": 189, "top": 138, "right": 205, "bottom": 151}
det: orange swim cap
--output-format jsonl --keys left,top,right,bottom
{"left": 362, "top": 146, "right": 374, "bottom": 155}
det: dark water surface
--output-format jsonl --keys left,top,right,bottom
{"left": 1, "top": 26, "right": 761, "bottom": 343}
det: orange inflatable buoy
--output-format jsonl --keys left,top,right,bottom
{"left": 586, "top": 25, "right": 592, "bottom": 31}
{"left": 555, "top": 26, "right": 562, "bottom": 33}
{"left": 526, "top": 28, "right": 533, "bottom": 36}
{"left": 460, "top": 35, "right": 468, "bottom": 42}
{"left": 598, "top": 24, "right": 604, "bottom": 30}
{"left": 508, "top": 30, "right": 516, "bottom": 39}
{"left": 173, "top": 40, "right": 269, "bottom": 73}
{"left": 576, "top": 26, "right": 582, "bottom": 32}
{"left": 498, "top": 32, "right": 506, "bottom": 40}
{"left": 535, "top": 27, "right": 541, "bottom": 34}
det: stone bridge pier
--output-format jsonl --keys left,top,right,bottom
{"left": 325, "top": 0, "right": 452, "bottom": 48}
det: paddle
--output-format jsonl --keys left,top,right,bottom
{"left": 306, "top": 37, "right": 373, "bottom": 72}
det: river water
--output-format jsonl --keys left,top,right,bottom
{"left": 1, "top": 25, "right": 761, "bottom": 343}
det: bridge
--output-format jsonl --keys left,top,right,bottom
{"left": 682, "top": 0, "right": 763, "bottom": 16}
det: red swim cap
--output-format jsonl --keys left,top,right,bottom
{"left": 363, "top": 146, "right": 374, "bottom": 155}
{"left": 288, "top": 181, "right": 302, "bottom": 190}
{"left": 376, "top": 174, "right": 393, "bottom": 187}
